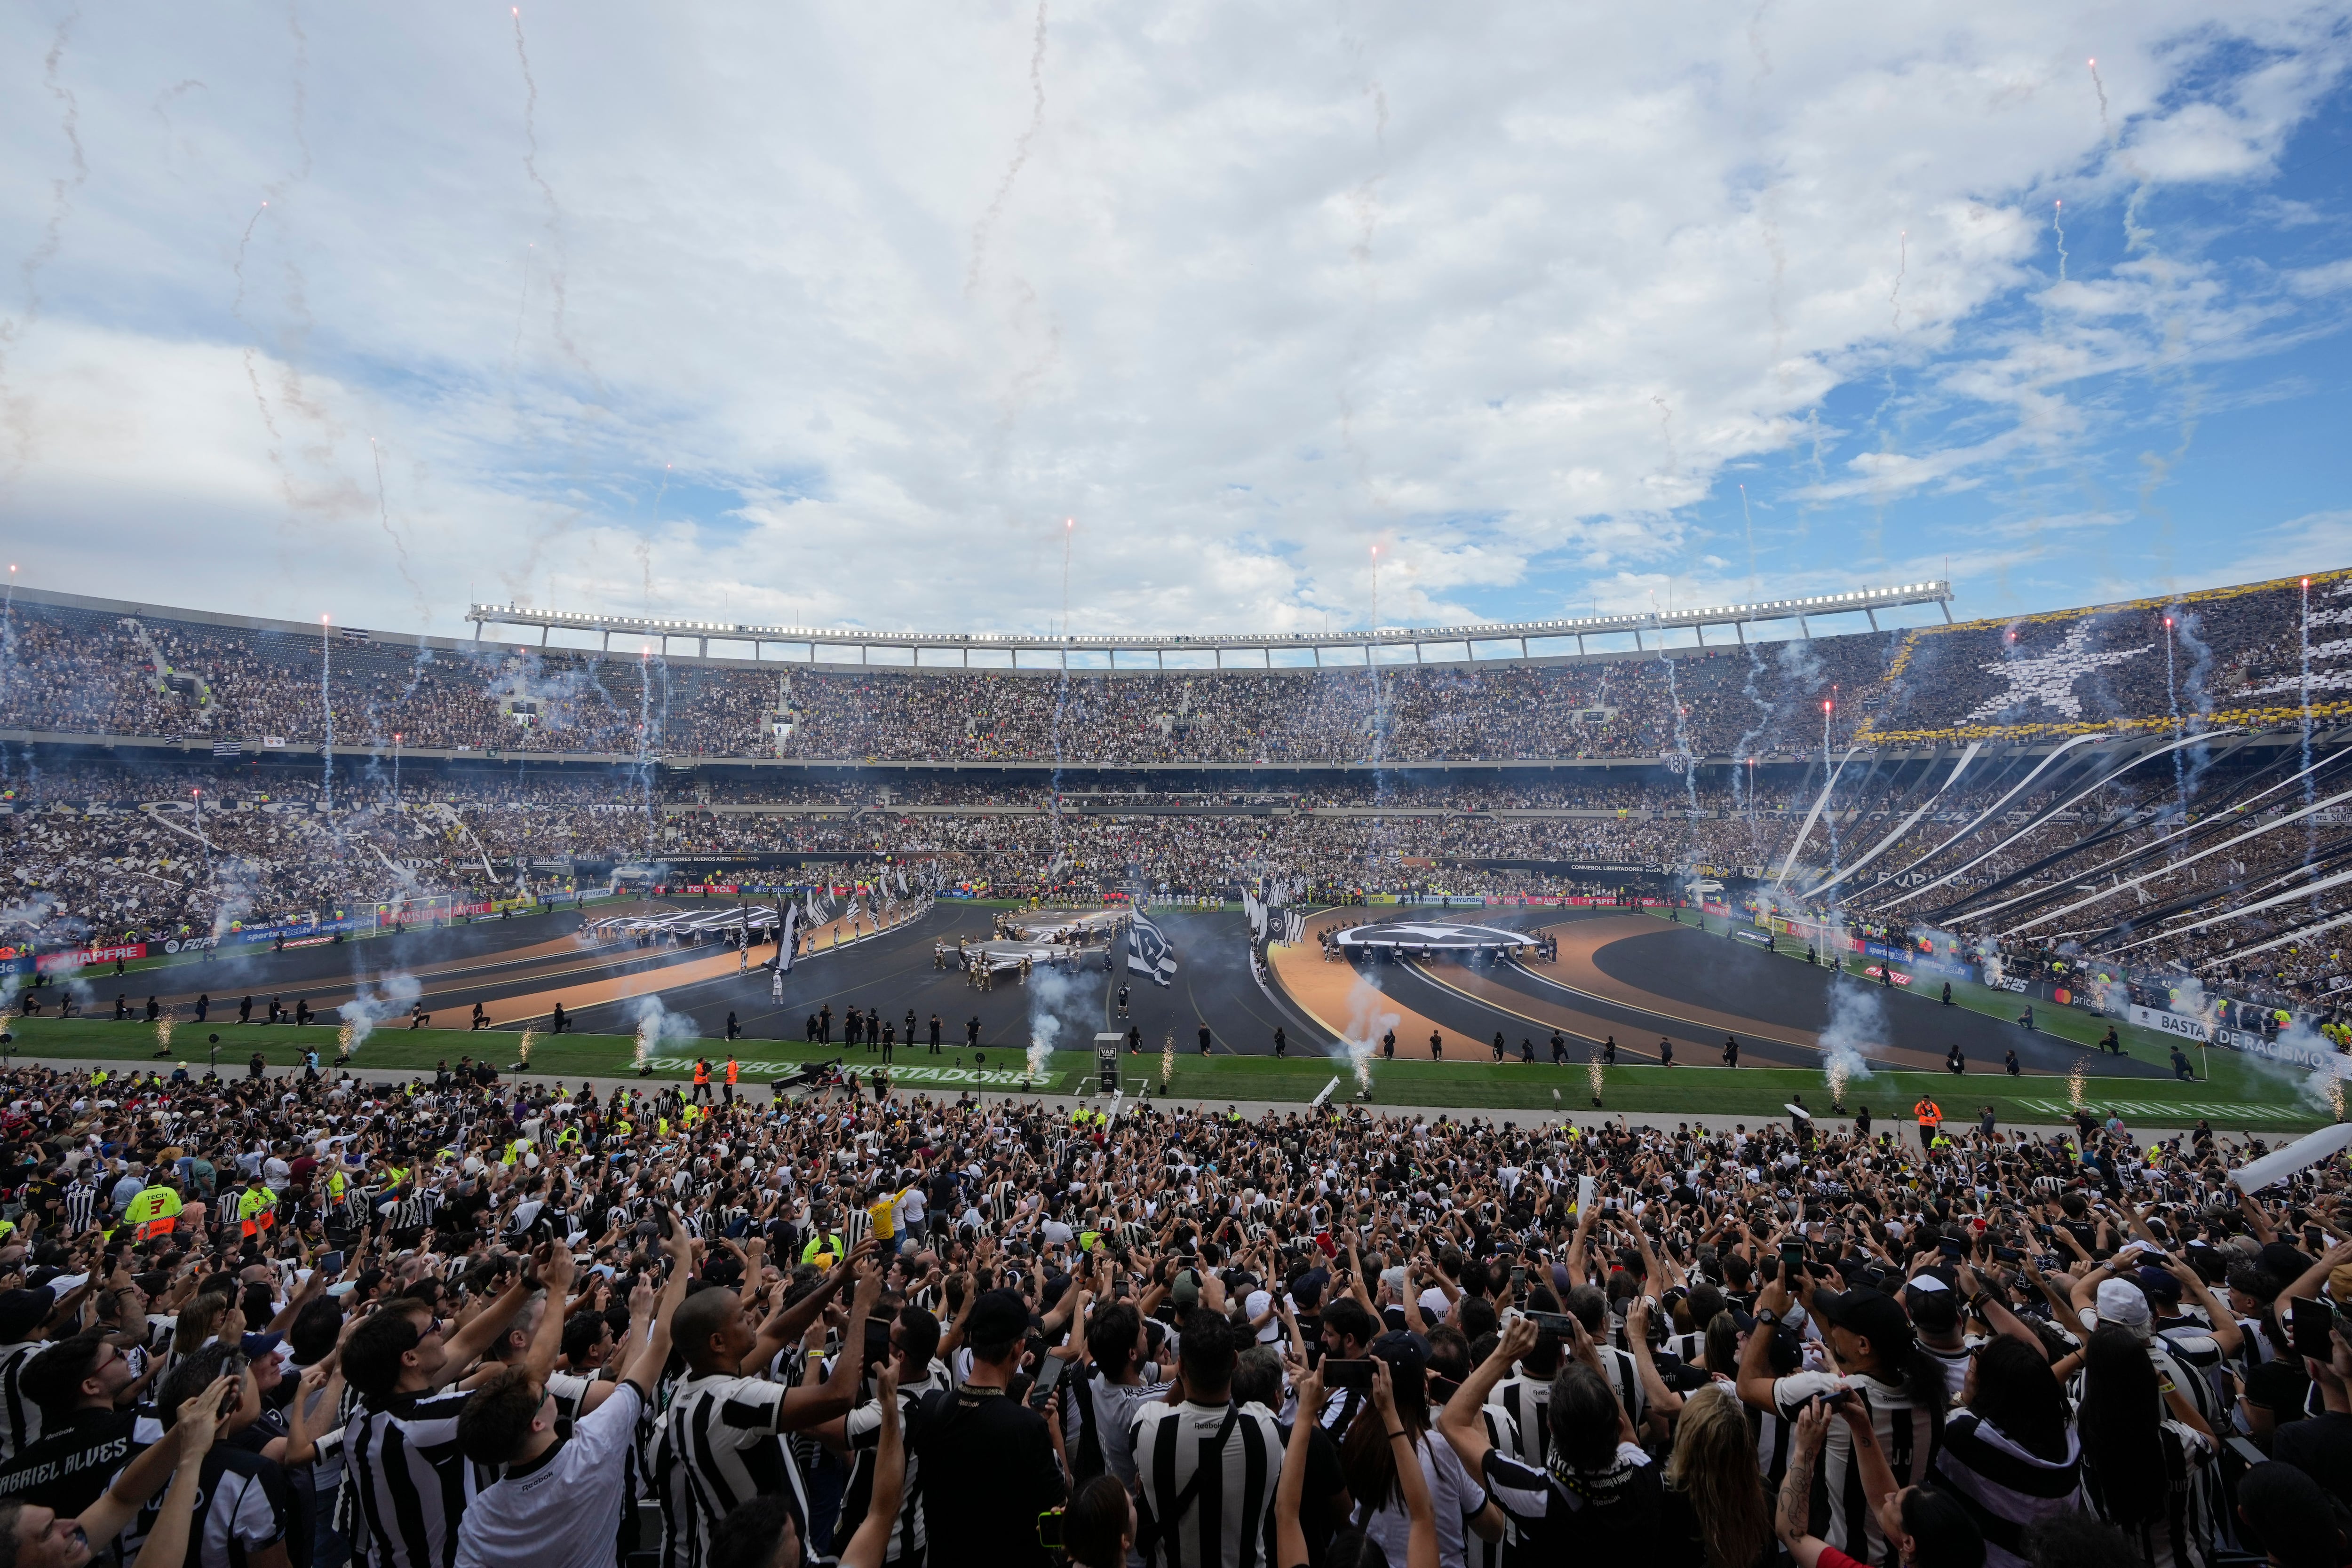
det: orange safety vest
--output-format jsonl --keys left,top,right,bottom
{"left": 693, "top": 1063, "right": 709, "bottom": 1085}
{"left": 725, "top": 1060, "right": 738, "bottom": 1085}
{"left": 1914, "top": 1098, "right": 1942, "bottom": 1126}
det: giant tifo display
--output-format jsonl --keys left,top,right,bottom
{"left": 2, "top": 570, "right": 2350, "bottom": 1131}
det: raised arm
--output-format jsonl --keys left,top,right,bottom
{"left": 1438, "top": 1316, "right": 1534, "bottom": 1478}
{"left": 442, "top": 1259, "right": 536, "bottom": 1371}
{"left": 1275, "top": 1363, "right": 1325, "bottom": 1568}
{"left": 839, "top": 1364, "right": 904, "bottom": 1568}
{"left": 743, "top": 1237, "right": 873, "bottom": 1374}
{"left": 779, "top": 1256, "right": 884, "bottom": 1426}
{"left": 124, "top": 1378, "right": 236, "bottom": 1568}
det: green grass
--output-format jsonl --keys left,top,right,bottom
{"left": 1650, "top": 907, "right": 2312, "bottom": 1109}
{"left": 4, "top": 1016, "right": 2328, "bottom": 1131}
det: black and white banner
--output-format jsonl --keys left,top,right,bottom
{"left": 777, "top": 903, "right": 797, "bottom": 974}
{"left": 1280, "top": 909, "right": 1305, "bottom": 945}
{"left": 1128, "top": 912, "right": 1179, "bottom": 987}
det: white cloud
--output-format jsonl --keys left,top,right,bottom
{"left": 0, "top": 0, "right": 2345, "bottom": 638}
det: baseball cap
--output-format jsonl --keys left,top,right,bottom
{"left": 241, "top": 1332, "right": 285, "bottom": 1361}
{"left": 2095, "top": 1278, "right": 2152, "bottom": 1336}
{"left": 2135, "top": 1267, "right": 2183, "bottom": 1304}
{"left": 0, "top": 1289, "right": 52, "bottom": 1342}
{"left": 1170, "top": 1269, "right": 1202, "bottom": 1311}
{"left": 1367, "top": 1330, "right": 1430, "bottom": 1377}
{"left": 1815, "top": 1288, "right": 1915, "bottom": 1355}
{"left": 964, "top": 1288, "right": 1032, "bottom": 1351}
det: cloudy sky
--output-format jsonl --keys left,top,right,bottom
{"left": 1, "top": 0, "right": 2349, "bottom": 647}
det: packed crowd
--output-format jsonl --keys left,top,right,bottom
{"left": 11, "top": 740, "right": 2352, "bottom": 1016}
{"left": 1868, "top": 571, "right": 2352, "bottom": 745}
{"left": 3, "top": 1058, "right": 2351, "bottom": 1568}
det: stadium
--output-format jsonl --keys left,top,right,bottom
{"left": 5, "top": 565, "right": 2348, "bottom": 1133}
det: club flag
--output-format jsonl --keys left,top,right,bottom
{"left": 1128, "top": 912, "right": 1179, "bottom": 987}
{"left": 778, "top": 903, "right": 797, "bottom": 974}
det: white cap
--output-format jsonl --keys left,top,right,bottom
{"left": 2096, "top": 1277, "right": 2153, "bottom": 1337}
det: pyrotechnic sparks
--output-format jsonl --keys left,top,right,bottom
{"left": 154, "top": 1014, "right": 174, "bottom": 1057}
{"left": 1587, "top": 1048, "right": 1605, "bottom": 1106}
{"left": 2067, "top": 1056, "right": 2088, "bottom": 1109}
{"left": 518, "top": 1027, "right": 538, "bottom": 1068}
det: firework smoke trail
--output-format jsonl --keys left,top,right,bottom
{"left": 369, "top": 437, "right": 426, "bottom": 616}
{"left": 2164, "top": 616, "right": 2186, "bottom": 820}
{"left": 1730, "top": 641, "right": 1774, "bottom": 850}
{"left": 1046, "top": 518, "right": 1074, "bottom": 877}
{"left": 968, "top": 0, "right": 1048, "bottom": 298}
{"left": 2303, "top": 578, "right": 2319, "bottom": 890}
{"left": 0, "top": 574, "right": 17, "bottom": 789}
{"left": 1818, "top": 701, "right": 1847, "bottom": 877}
{"left": 509, "top": 5, "right": 596, "bottom": 388}
{"left": 2088, "top": 58, "right": 2113, "bottom": 143}
{"left": 1739, "top": 485, "right": 1759, "bottom": 594}
{"left": 2171, "top": 609, "right": 2218, "bottom": 810}
{"left": 2053, "top": 200, "right": 2067, "bottom": 282}
{"left": 1658, "top": 649, "right": 1700, "bottom": 814}
{"left": 320, "top": 616, "right": 334, "bottom": 813}
{"left": 22, "top": 7, "right": 87, "bottom": 322}
{"left": 2301, "top": 578, "right": 2315, "bottom": 797}
{"left": 635, "top": 647, "right": 659, "bottom": 839}
{"left": 1890, "top": 230, "right": 1907, "bottom": 332}
{"left": 1, "top": 8, "right": 87, "bottom": 481}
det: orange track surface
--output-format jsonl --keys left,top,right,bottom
{"left": 140, "top": 908, "right": 913, "bottom": 1027}
{"left": 1534, "top": 914, "right": 1953, "bottom": 1073}
{"left": 1268, "top": 911, "right": 1467, "bottom": 1061}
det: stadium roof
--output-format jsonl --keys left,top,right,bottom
{"left": 467, "top": 580, "right": 1953, "bottom": 665}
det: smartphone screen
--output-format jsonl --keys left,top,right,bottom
{"left": 2290, "top": 1297, "right": 2338, "bottom": 1360}
{"left": 1323, "top": 1358, "right": 1374, "bottom": 1389}
{"left": 1027, "top": 1353, "right": 1067, "bottom": 1406}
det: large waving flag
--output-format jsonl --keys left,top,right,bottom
{"left": 1128, "top": 912, "right": 1179, "bottom": 987}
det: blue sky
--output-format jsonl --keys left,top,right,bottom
{"left": 1, "top": 0, "right": 2348, "bottom": 645}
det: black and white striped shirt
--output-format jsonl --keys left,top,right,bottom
{"left": 330, "top": 1384, "right": 491, "bottom": 1568}
{"left": 1932, "top": 1410, "right": 2083, "bottom": 1568}
{"left": 653, "top": 1372, "right": 813, "bottom": 1568}
{"left": 0, "top": 1341, "right": 47, "bottom": 1463}
{"left": 1486, "top": 1372, "right": 1551, "bottom": 1469}
{"left": 839, "top": 1365, "right": 946, "bottom": 1560}
{"left": 1130, "top": 1399, "right": 1284, "bottom": 1568}
{"left": 62, "top": 1181, "right": 98, "bottom": 1235}
{"left": 1772, "top": 1371, "right": 1941, "bottom": 1563}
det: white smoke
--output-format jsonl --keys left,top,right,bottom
{"left": 338, "top": 971, "right": 422, "bottom": 1056}
{"left": 1025, "top": 959, "right": 1087, "bottom": 1080}
{"left": 1819, "top": 972, "right": 1883, "bottom": 1107}
{"left": 631, "top": 993, "right": 701, "bottom": 1069}
{"left": 1333, "top": 974, "right": 1400, "bottom": 1093}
